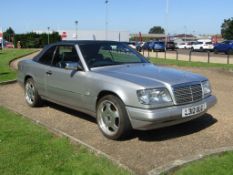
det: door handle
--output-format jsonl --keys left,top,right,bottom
{"left": 46, "top": 71, "right": 52, "bottom": 75}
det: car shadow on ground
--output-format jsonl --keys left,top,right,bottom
{"left": 130, "top": 114, "right": 217, "bottom": 142}
{"left": 43, "top": 101, "right": 96, "bottom": 123}
{"left": 41, "top": 101, "right": 217, "bottom": 142}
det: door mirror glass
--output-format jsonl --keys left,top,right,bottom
{"left": 64, "top": 62, "right": 83, "bottom": 71}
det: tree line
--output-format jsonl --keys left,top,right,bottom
{"left": 3, "top": 27, "right": 61, "bottom": 48}
{"left": 148, "top": 17, "right": 233, "bottom": 40}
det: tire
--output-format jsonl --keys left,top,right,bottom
{"left": 226, "top": 49, "right": 233, "bottom": 55}
{"left": 214, "top": 49, "right": 218, "bottom": 54}
{"left": 96, "top": 95, "right": 131, "bottom": 140}
{"left": 25, "top": 78, "right": 42, "bottom": 107}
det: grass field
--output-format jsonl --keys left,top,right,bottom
{"left": 0, "top": 107, "right": 131, "bottom": 175}
{"left": 0, "top": 49, "right": 38, "bottom": 82}
{"left": 168, "top": 151, "right": 233, "bottom": 175}
{"left": 150, "top": 57, "right": 233, "bottom": 70}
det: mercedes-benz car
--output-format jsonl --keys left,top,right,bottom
{"left": 18, "top": 41, "right": 217, "bottom": 140}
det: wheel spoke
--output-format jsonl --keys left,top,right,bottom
{"left": 110, "top": 110, "right": 119, "bottom": 121}
{"left": 105, "top": 103, "right": 112, "bottom": 113}
{"left": 109, "top": 121, "right": 119, "bottom": 132}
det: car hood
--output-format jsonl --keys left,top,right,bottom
{"left": 92, "top": 63, "right": 207, "bottom": 88}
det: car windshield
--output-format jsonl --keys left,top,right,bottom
{"left": 193, "top": 42, "right": 202, "bottom": 45}
{"left": 79, "top": 42, "right": 148, "bottom": 68}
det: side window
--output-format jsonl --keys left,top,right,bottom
{"left": 52, "top": 45, "right": 80, "bottom": 68}
{"left": 38, "top": 46, "right": 56, "bottom": 65}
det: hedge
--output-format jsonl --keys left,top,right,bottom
{"left": 14, "top": 32, "right": 61, "bottom": 48}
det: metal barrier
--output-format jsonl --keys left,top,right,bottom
{"left": 189, "top": 50, "right": 192, "bottom": 62}
{"left": 141, "top": 49, "right": 232, "bottom": 65}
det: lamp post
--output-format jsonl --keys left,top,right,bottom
{"left": 184, "top": 26, "right": 187, "bottom": 42}
{"left": 105, "top": 0, "right": 109, "bottom": 40}
{"left": 47, "top": 27, "right": 50, "bottom": 44}
{"left": 193, "top": 30, "right": 196, "bottom": 40}
{"left": 75, "top": 20, "right": 78, "bottom": 40}
{"left": 165, "top": 0, "right": 169, "bottom": 51}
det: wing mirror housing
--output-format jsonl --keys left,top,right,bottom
{"left": 64, "top": 62, "right": 83, "bottom": 71}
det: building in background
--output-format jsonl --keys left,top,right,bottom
{"left": 130, "top": 33, "right": 166, "bottom": 41}
{"left": 34, "top": 29, "right": 129, "bottom": 42}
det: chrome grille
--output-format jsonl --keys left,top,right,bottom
{"left": 173, "top": 84, "right": 203, "bottom": 105}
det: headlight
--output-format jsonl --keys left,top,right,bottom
{"left": 137, "top": 88, "right": 172, "bottom": 105}
{"left": 202, "top": 80, "right": 211, "bottom": 97}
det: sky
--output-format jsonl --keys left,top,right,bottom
{"left": 0, "top": 0, "right": 232, "bottom": 35}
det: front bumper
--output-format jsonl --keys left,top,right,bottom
{"left": 126, "top": 95, "right": 217, "bottom": 130}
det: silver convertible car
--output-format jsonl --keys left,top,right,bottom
{"left": 18, "top": 41, "right": 217, "bottom": 139}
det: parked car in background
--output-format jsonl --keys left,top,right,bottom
{"left": 153, "top": 41, "right": 165, "bottom": 51}
{"left": 213, "top": 40, "right": 233, "bottom": 55}
{"left": 5, "top": 42, "right": 14, "bottom": 48}
{"left": 18, "top": 40, "right": 216, "bottom": 140}
{"left": 191, "top": 40, "right": 214, "bottom": 51}
{"left": 166, "top": 41, "right": 176, "bottom": 50}
{"left": 140, "top": 41, "right": 151, "bottom": 51}
{"left": 148, "top": 41, "right": 165, "bottom": 52}
{"left": 177, "top": 42, "right": 192, "bottom": 49}
{"left": 0, "top": 40, "right": 14, "bottom": 48}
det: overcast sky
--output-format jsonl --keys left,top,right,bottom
{"left": 1, "top": 0, "right": 232, "bottom": 34}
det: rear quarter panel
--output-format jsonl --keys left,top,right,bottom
{"left": 18, "top": 59, "right": 47, "bottom": 97}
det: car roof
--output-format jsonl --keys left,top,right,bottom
{"left": 33, "top": 40, "right": 126, "bottom": 62}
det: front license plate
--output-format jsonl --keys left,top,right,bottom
{"left": 182, "top": 103, "right": 207, "bottom": 118}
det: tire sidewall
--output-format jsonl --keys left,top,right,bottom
{"left": 25, "top": 78, "right": 41, "bottom": 107}
{"left": 96, "top": 95, "right": 131, "bottom": 140}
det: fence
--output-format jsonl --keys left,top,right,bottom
{"left": 141, "top": 49, "right": 232, "bottom": 65}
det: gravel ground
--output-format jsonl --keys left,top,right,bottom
{"left": 1, "top": 55, "right": 233, "bottom": 174}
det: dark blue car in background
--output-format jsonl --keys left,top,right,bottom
{"left": 214, "top": 40, "right": 233, "bottom": 54}
{"left": 149, "top": 41, "right": 165, "bottom": 52}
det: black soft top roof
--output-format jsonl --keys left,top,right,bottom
{"left": 33, "top": 40, "right": 122, "bottom": 62}
{"left": 50, "top": 40, "right": 119, "bottom": 46}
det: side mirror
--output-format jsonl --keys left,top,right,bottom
{"left": 64, "top": 62, "right": 83, "bottom": 71}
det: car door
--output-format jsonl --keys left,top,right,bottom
{"left": 219, "top": 41, "right": 228, "bottom": 52}
{"left": 45, "top": 45, "right": 89, "bottom": 110}
{"left": 223, "top": 41, "right": 231, "bottom": 52}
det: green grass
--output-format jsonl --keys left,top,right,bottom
{"left": 0, "top": 49, "right": 38, "bottom": 82}
{"left": 167, "top": 151, "right": 233, "bottom": 175}
{"left": 0, "top": 107, "right": 131, "bottom": 175}
{"left": 149, "top": 57, "right": 233, "bottom": 70}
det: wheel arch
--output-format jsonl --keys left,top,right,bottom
{"left": 96, "top": 90, "right": 127, "bottom": 110}
{"left": 24, "top": 75, "right": 34, "bottom": 85}
{"left": 24, "top": 74, "right": 39, "bottom": 90}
